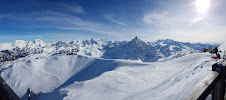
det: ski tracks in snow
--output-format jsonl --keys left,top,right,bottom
{"left": 21, "top": 63, "right": 61, "bottom": 81}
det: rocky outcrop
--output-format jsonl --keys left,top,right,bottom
{"left": 0, "top": 50, "right": 29, "bottom": 62}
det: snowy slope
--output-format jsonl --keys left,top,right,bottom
{"left": 0, "top": 52, "right": 218, "bottom": 100}
{"left": 219, "top": 42, "right": 226, "bottom": 51}
{"left": 59, "top": 53, "right": 218, "bottom": 100}
{"left": 0, "top": 54, "right": 94, "bottom": 97}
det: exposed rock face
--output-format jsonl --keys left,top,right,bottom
{"left": 0, "top": 50, "right": 29, "bottom": 62}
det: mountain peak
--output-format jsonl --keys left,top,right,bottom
{"left": 33, "top": 39, "right": 45, "bottom": 47}
{"left": 155, "top": 39, "right": 175, "bottom": 44}
{"left": 135, "top": 36, "right": 138, "bottom": 40}
{"left": 123, "top": 36, "right": 147, "bottom": 50}
{"left": 12, "top": 40, "right": 27, "bottom": 47}
{"left": 12, "top": 40, "right": 26, "bottom": 44}
{"left": 33, "top": 39, "right": 43, "bottom": 43}
{"left": 131, "top": 36, "right": 141, "bottom": 43}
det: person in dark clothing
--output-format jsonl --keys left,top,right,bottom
{"left": 215, "top": 47, "right": 218, "bottom": 55}
{"left": 217, "top": 53, "right": 220, "bottom": 59}
{"left": 27, "top": 88, "right": 31, "bottom": 100}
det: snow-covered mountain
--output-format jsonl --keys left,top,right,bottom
{"left": 103, "top": 37, "right": 211, "bottom": 62}
{"left": 0, "top": 37, "right": 221, "bottom": 100}
{"left": 103, "top": 36, "right": 156, "bottom": 61}
{"left": 0, "top": 37, "right": 212, "bottom": 62}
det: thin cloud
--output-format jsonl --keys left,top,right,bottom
{"left": 34, "top": 11, "right": 85, "bottom": 25}
{"left": 141, "top": 5, "right": 226, "bottom": 43}
{"left": 31, "top": 11, "right": 121, "bottom": 36}
{"left": 2, "top": 1, "right": 225, "bottom": 44}
{"left": 0, "top": 15, "right": 5, "bottom": 19}
{"left": 104, "top": 14, "right": 127, "bottom": 26}
{"left": 62, "top": 3, "right": 86, "bottom": 14}
{"left": 143, "top": 11, "right": 168, "bottom": 24}
{"left": 58, "top": 27, "right": 115, "bottom": 35}
{"left": 0, "top": 14, "right": 10, "bottom": 19}
{"left": 33, "top": 11, "right": 103, "bottom": 29}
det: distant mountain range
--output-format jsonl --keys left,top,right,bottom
{"left": 0, "top": 37, "right": 213, "bottom": 62}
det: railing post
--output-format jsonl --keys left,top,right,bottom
{"left": 212, "top": 63, "right": 225, "bottom": 100}
{"left": 0, "top": 76, "right": 20, "bottom": 100}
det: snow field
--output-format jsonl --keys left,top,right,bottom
{"left": 23, "top": 53, "right": 218, "bottom": 100}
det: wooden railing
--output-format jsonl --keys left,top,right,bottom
{"left": 187, "top": 62, "right": 226, "bottom": 100}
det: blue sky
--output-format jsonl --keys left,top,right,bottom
{"left": 0, "top": 0, "right": 225, "bottom": 43}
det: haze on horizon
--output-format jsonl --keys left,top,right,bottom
{"left": 0, "top": 0, "right": 225, "bottom": 43}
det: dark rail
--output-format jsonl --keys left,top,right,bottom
{"left": 0, "top": 76, "right": 20, "bottom": 100}
{"left": 187, "top": 62, "right": 226, "bottom": 100}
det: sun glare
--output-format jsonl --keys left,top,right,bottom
{"left": 195, "top": 0, "right": 210, "bottom": 14}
